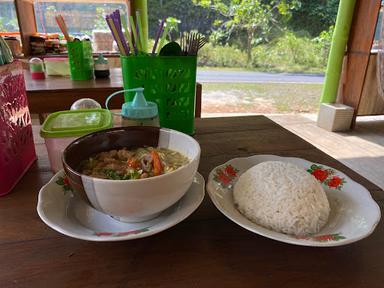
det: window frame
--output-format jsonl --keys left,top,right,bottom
{"left": 14, "top": 0, "right": 132, "bottom": 56}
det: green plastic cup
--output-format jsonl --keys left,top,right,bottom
{"left": 67, "top": 41, "right": 94, "bottom": 80}
{"left": 120, "top": 55, "right": 197, "bottom": 135}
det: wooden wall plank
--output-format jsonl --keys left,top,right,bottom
{"left": 341, "top": 0, "right": 381, "bottom": 125}
{"left": 358, "top": 53, "right": 384, "bottom": 115}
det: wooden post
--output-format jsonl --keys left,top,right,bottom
{"left": 341, "top": 0, "right": 381, "bottom": 127}
{"left": 15, "top": 0, "right": 37, "bottom": 56}
{"left": 126, "top": 0, "right": 134, "bottom": 16}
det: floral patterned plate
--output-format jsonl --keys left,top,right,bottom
{"left": 206, "top": 154, "right": 381, "bottom": 247}
{"left": 37, "top": 170, "right": 205, "bottom": 241}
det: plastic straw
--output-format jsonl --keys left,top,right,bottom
{"left": 113, "top": 10, "right": 122, "bottom": 31}
{"left": 111, "top": 15, "right": 129, "bottom": 55}
{"left": 136, "top": 10, "right": 146, "bottom": 53}
{"left": 131, "top": 0, "right": 148, "bottom": 53}
{"left": 122, "top": 16, "right": 135, "bottom": 54}
{"left": 152, "top": 19, "right": 165, "bottom": 55}
{"left": 129, "top": 16, "right": 141, "bottom": 52}
{"left": 106, "top": 16, "right": 126, "bottom": 55}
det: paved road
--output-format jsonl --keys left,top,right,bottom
{"left": 196, "top": 70, "right": 324, "bottom": 84}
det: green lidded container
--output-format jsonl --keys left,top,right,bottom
{"left": 40, "top": 109, "right": 112, "bottom": 173}
{"left": 120, "top": 55, "right": 197, "bottom": 135}
{"left": 67, "top": 41, "right": 94, "bottom": 80}
{"left": 40, "top": 109, "right": 112, "bottom": 138}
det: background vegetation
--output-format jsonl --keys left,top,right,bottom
{"left": 149, "top": 0, "right": 338, "bottom": 72}
{"left": 0, "top": 0, "right": 339, "bottom": 73}
{"left": 148, "top": 0, "right": 338, "bottom": 114}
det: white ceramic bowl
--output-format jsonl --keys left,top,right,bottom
{"left": 62, "top": 126, "right": 200, "bottom": 222}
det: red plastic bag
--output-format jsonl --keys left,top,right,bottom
{"left": 0, "top": 61, "right": 36, "bottom": 196}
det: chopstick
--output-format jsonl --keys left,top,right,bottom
{"left": 55, "top": 15, "right": 71, "bottom": 42}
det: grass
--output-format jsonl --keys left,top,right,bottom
{"left": 198, "top": 66, "right": 325, "bottom": 74}
{"left": 198, "top": 63, "right": 326, "bottom": 74}
{"left": 202, "top": 82, "right": 323, "bottom": 114}
{"left": 197, "top": 65, "right": 326, "bottom": 76}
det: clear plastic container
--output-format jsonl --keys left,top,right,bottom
{"left": 44, "top": 58, "right": 70, "bottom": 76}
{"left": 29, "top": 57, "right": 45, "bottom": 80}
{"left": 40, "top": 109, "right": 112, "bottom": 172}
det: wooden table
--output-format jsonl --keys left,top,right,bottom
{"left": 1, "top": 116, "right": 383, "bottom": 288}
{"left": 24, "top": 68, "right": 202, "bottom": 121}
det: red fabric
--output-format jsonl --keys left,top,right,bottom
{"left": 0, "top": 61, "right": 37, "bottom": 196}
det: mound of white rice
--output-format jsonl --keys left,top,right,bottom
{"left": 233, "top": 161, "right": 330, "bottom": 236}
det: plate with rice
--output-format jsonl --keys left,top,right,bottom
{"left": 206, "top": 154, "right": 381, "bottom": 247}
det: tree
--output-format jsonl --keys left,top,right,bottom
{"left": 288, "top": 0, "right": 339, "bottom": 37}
{"left": 148, "top": 0, "right": 221, "bottom": 37}
{"left": 193, "top": 0, "right": 299, "bottom": 63}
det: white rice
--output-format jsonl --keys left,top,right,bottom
{"left": 233, "top": 161, "right": 330, "bottom": 236}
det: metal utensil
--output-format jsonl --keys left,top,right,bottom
{"left": 180, "top": 32, "right": 207, "bottom": 56}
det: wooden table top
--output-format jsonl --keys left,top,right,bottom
{"left": 24, "top": 68, "right": 125, "bottom": 92}
{"left": 24, "top": 68, "right": 125, "bottom": 114}
{"left": 1, "top": 116, "right": 383, "bottom": 288}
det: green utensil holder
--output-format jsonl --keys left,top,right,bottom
{"left": 67, "top": 41, "right": 94, "bottom": 80}
{"left": 120, "top": 55, "right": 197, "bottom": 135}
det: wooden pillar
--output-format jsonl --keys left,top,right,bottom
{"left": 195, "top": 83, "right": 202, "bottom": 118}
{"left": 15, "top": 0, "right": 37, "bottom": 56}
{"left": 126, "top": 0, "right": 134, "bottom": 16}
{"left": 341, "top": 0, "right": 381, "bottom": 127}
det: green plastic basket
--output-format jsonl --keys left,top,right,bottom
{"left": 67, "top": 41, "right": 94, "bottom": 80}
{"left": 120, "top": 55, "right": 197, "bottom": 135}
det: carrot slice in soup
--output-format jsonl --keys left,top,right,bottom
{"left": 151, "top": 150, "right": 163, "bottom": 176}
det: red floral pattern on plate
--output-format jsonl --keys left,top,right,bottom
{"left": 307, "top": 164, "right": 346, "bottom": 190}
{"left": 94, "top": 227, "right": 150, "bottom": 237}
{"left": 297, "top": 233, "right": 346, "bottom": 242}
{"left": 56, "top": 176, "right": 73, "bottom": 193}
{"left": 213, "top": 165, "right": 239, "bottom": 187}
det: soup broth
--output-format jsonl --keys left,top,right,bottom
{"left": 81, "top": 147, "right": 189, "bottom": 180}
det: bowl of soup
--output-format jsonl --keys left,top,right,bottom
{"left": 62, "top": 126, "right": 200, "bottom": 222}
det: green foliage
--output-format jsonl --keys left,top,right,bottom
{"left": 198, "top": 43, "right": 247, "bottom": 67}
{"left": 0, "top": 18, "right": 5, "bottom": 32}
{"left": 193, "top": 0, "right": 300, "bottom": 61}
{"left": 251, "top": 31, "right": 329, "bottom": 72}
{"left": 0, "top": 2, "right": 19, "bottom": 32}
{"left": 148, "top": 0, "right": 220, "bottom": 37}
{"left": 313, "top": 25, "right": 334, "bottom": 65}
{"left": 94, "top": 7, "right": 108, "bottom": 30}
{"left": 199, "top": 30, "right": 332, "bottom": 73}
{"left": 288, "top": 0, "right": 339, "bottom": 37}
{"left": 165, "top": 17, "right": 181, "bottom": 41}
